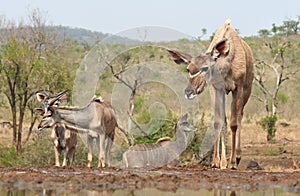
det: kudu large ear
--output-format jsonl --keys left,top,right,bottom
{"left": 36, "top": 93, "right": 46, "bottom": 103}
{"left": 211, "top": 39, "right": 230, "bottom": 59}
{"left": 179, "top": 113, "right": 188, "bottom": 123}
{"left": 167, "top": 49, "right": 192, "bottom": 65}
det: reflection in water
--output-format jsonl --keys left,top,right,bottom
{"left": 0, "top": 188, "right": 299, "bottom": 196}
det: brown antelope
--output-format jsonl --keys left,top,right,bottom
{"left": 123, "top": 114, "right": 196, "bottom": 168}
{"left": 36, "top": 91, "right": 77, "bottom": 167}
{"left": 168, "top": 20, "right": 254, "bottom": 169}
{"left": 36, "top": 90, "right": 117, "bottom": 167}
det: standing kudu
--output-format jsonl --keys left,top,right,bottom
{"left": 168, "top": 20, "right": 254, "bottom": 169}
{"left": 36, "top": 91, "right": 77, "bottom": 167}
{"left": 36, "top": 91, "right": 117, "bottom": 167}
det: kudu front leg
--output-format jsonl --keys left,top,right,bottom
{"left": 51, "top": 130, "right": 61, "bottom": 167}
{"left": 53, "top": 146, "right": 61, "bottom": 167}
{"left": 220, "top": 120, "right": 227, "bottom": 169}
{"left": 87, "top": 135, "right": 93, "bottom": 167}
{"left": 212, "top": 130, "right": 220, "bottom": 168}
{"left": 211, "top": 86, "right": 227, "bottom": 169}
{"left": 62, "top": 150, "right": 68, "bottom": 167}
{"left": 212, "top": 120, "right": 227, "bottom": 169}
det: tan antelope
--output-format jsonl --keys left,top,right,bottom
{"left": 123, "top": 114, "right": 196, "bottom": 168}
{"left": 36, "top": 90, "right": 117, "bottom": 167}
{"left": 36, "top": 91, "right": 77, "bottom": 167}
{"left": 168, "top": 20, "right": 254, "bottom": 169}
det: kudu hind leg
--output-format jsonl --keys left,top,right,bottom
{"left": 229, "top": 88, "right": 243, "bottom": 169}
{"left": 67, "top": 147, "right": 76, "bottom": 166}
{"left": 236, "top": 120, "right": 242, "bottom": 166}
{"left": 98, "top": 134, "right": 106, "bottom": 167}
{"left": 235, "top": 85, "right": 252, "bottom": 166}
{"left": 105, "top": 136, "right": 113, "bottom": 167}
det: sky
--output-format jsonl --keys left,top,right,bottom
{"left": 1, "top": 0, "right": 299, "bottom": 41}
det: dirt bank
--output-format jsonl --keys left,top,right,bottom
{"left": 0, "top": 165, "right": 299, "bottom": 194}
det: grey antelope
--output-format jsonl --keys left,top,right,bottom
{"left": 123, "top": 114, "right": 196, "bottom": 168}
{"left": 36, "top": 90, "right": 117, "bottom": 167}
{"left": 36, "top": 91, "right": 77, "bottom": 167}
{"left": 168, "top": 20, "right": 254, "bottom": 169}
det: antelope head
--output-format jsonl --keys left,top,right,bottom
{"left": 176, "top": 114, "right": 197, "bottom": 132}
{"left": 168, "top": 38, "right": 229, "bottom": 100}
{"left": 35, "top": 90, "right": 68, "bottom": 130}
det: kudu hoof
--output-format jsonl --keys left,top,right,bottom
{"left": 236, "top": 157, "right": 241, "bottom": 166}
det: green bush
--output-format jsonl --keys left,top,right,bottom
{"left": 0, "top": 145, "right": 17, "bottom": 166}
{"left": 133, "top": 109, "right": 177, "bottom": 145}
{"left": 259, "top": 115, "right": 277, "bottom": 141}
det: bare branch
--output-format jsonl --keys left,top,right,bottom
{"left": 127, "top": 111, "right": 151, "bottom": 140}
{"left": 254, "top": 76, "right": 272, "bottom": 96}
{"left": 106, "top": 61, "right": 134, "bottom": 91}
{"left": 251, "top": 94, "right": 264, "bottom": 103}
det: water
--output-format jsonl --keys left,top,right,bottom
{"left": 0, "top": 187, "right": 299, "bottom": 196}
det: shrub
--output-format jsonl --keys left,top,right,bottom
{"left": 259, "top": 115, "right": 277, "bottom": 141}
{"left": 0, "top": 145, "right": 17, "bottom": 166}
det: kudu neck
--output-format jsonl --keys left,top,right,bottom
{"left": 54, "top": 102, "right": 99, "bottom": 130}
{"left": 173, "top": 125, "right": 188, "bottom": 152}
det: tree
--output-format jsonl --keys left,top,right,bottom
{"left": 197, "top": 28, "right": 207, "bottom": 40}
{"left": 258, "top": 17, "right": 299, "bottom": 37}
{"left": 283, "top": 17, "right": 300, "bottom": 35}
{"left": 0, "top": 10, "right": 74, "bottom": 155}
{"left": 258, "top": 29, "right": 271, "bottom": 37}
{"left": 254, "top": 34, "right": 298, "bottom": 141}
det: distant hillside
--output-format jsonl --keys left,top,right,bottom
{"left": 53, "top": 26, "right": 141, "bottom": 46}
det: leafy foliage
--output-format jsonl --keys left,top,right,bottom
{"left": 257, "top": 17, "right": 300, "bottom": 37}
{"left": 133, "top": 109, "right": 177, "bottom": 145}
{"left": 0, "top": 10, "right": 83, "bottom": 154}
{"left": 259, "top": 115, "right": 277, "bottom": 141}
{"left": 0, "top": 145, "right": 17, "bottom": 167}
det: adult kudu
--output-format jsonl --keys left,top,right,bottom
{"left": 36, "top": 90, "right": 117, "bottom": 167}
{"left": 36, "top": 91, "right": 77, "bottom": 167}
{"left": 168, "top": 20, "right": 254, "bottom": 169}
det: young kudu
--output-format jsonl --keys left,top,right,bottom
{"left": 36, "top": 91, "right": 77, "bottom": 167}
{"left": 123, "top": 114, "right": 196, "bottom": 168}
{"left": 36, "top": 91, "right": 117, "bottom": 167}
{"left": 168, "top": 20, "right": 254, "bottom": 169}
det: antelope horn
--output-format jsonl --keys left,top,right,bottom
{"left": 41, "top": 101, "right": 47, "bottom": 112}
{"left": 48, "top": 90, "right": 68, "bottom": 106}
{"left": 43, "top": 89, "right": 51, "bottom": 98}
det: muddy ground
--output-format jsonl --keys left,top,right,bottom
{"left": 0, "top": 165, "right": 300, "bottom": 194}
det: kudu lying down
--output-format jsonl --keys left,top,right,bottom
{"left": 36, "top": 90, "right": 117, "bottom": 167}
{"left": 36, "top": 91, "right": 77, "bottom": 167}
{"left": 123, "top": 114, "right": 196, "bottom": 168}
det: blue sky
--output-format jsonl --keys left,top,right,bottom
{"left": 1, "top": 0, "right": 299, "bottom": 40}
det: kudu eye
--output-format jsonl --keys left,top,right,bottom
{"left": 186, "top": 68, "right": 190, "bottom": 73}
{"left": 200, "top": 66, "right": 209, "bottom": 73}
